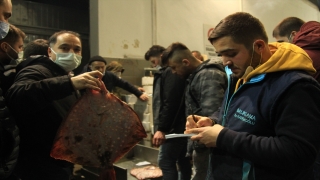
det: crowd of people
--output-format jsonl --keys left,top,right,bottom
{"left": 1, "top": 0, "right": 320, "bottom": 179}
{"left": 145, "top": 12, "right": 320, "bottom": 180}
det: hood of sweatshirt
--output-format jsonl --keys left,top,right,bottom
{"left": 293, "top": 21, "right": 320, "bottom": 81}
{"left": 233, "top": 42, "right": 315, "bottom": 91}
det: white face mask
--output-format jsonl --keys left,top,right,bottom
{"left": 51, "top": 48, "right": 82, "bottom": 72}
{"left": 0, "top": 21, "right": 9, "bottom": 40}
{"left": 17, "top": 51, "right": 23, "bottom": 63}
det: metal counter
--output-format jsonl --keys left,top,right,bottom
{"left": 75, "top": 141, "right": 161, "bottom": 180}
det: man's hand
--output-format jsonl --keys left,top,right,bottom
{"left": 185, "top": 124, "right": 224, "bottom": 147}
{"left": 186, "top": 115, "right": 214, "bottom": 130}
{"left": 71, "top": 70, "right": 103, "bottom": 90}
{"left": 152, "top": 131, "right": 166, "bottom": 147}
{"left": 139, "top": 93, "right": 149, "bottom": 101}
{"left": 137, "top": 87, "right": 145, "bottom": 92}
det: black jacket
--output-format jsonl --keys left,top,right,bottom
{"left": 5, "top": 56, "right": 77, "bottom": 179}
{"left": 152, "top": 67, "right": 186, "bottom": 133}
{"left": 0, "top": 64, "right": 19, "bottom": 179}
{"left": 102, "top": 71, "right": 142, "bottom": 98}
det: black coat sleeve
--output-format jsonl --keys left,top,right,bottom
{"left": 5, "top": 65, "right": 74, "bottom": 114}
{"left": 157, "top": 68, "right": 186, "bottom": 132}
{"left": 217, "top": 81, "right": 320, "bottom": 169}
{"left": 106, "top": 72, "right": 143, "bottom": 98}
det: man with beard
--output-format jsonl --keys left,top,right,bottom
{"left": 186, "top": 12, "right": 320, "bottom": 180}
{"left": 161, "top": 42, "right": 227, "bottom": 180}
{"left": 145, "top": 45, "right": 192, "bottom": 180}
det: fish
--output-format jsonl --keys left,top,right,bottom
{"left": 130, "top": 165, "right": 163, "bottom": 180}
{"left": 50, "top": 81, "right": 147, "bottom": 180}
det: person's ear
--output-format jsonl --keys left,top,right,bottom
{"left": 0, "top": 42, "right": 9, "bottom": 53}
{"left": 47, "top": 47, "right": 52, "bottom": 58}
{"left": 291, "top": 31, "right": 297, "bottom": 40}
{"left": 182, "top": 59, "right": 190, "bottom": 66}
{"left": 88, "top": 65, "right": 93, "bottom": 71}
{"left": 253, "top": 40, "right": 265, "bottom": 53}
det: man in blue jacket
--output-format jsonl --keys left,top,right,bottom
{"left": 186, "top": 12, "right": 320, "bottom": 180}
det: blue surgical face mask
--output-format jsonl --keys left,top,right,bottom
{"left": 50, "top": 48, "right": 82, "bottom": 72}
{"left": 0, "top": 21, "right": 9, "bottom": 40}
{"left": 17, "top": 51, "right": 24, "bottom": 62}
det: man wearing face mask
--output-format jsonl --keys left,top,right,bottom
{"left": 0, "top": 1, "right": 22, "bottom": 179}
{"left": 185, "top": 12, "right": 320, "bottom": 180}
{"left": 5, "top": 30, "right": 103, "bottom": 180}
{"left": 272, "top": 17, "right": 305, "bottom": 43}
{"left": 274, "top": 17, "right": 320, "bottom": 180}
{"left": 273, "top": 17, "right": 320, "bottom": 84}
{"left": 0, "top": 24, "right": 25, "bottom": 95}
{"left": 144, "top": 45, "right": 192, "bottom": 180}
{"left": 144, "top": 45, "right": 163, "bottom": 69}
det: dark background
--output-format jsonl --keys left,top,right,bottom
{"left": 26, "top": 0, "right": 88, "bottom": 9}
{"left": 11, "top": 0, "right": 90, "bottom": 75}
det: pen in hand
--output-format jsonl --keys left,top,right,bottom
{"left": 189, "top": 104, "right": 198, "bottom": 128}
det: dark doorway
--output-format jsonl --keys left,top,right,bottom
{"left": 11, "top": 0, "right": 90, "bottom": 75}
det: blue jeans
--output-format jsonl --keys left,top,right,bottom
{"left": 158, "top": 138, "right": 192, "bottom": 180}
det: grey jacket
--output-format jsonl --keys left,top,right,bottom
{"left": 185, "top": 58, "right": 227, "bottom": 119}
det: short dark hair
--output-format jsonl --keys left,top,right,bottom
{"left": 48, "top": 30, "right": 81, "bottom": 47}
{"left": 0, "top": 24, "right": 26, "bottom": 46}
{"left": 23, "top": 39, "right": 49, "bottom": 59}
{"left": 144, "top": 45, "right": 165, "bottom": 61}
{"left": 273, "top": 17, "right": 305, "bottom": 38}
{"left": 161, "top": 42, "right": 190, "bottom": 66}
{"left": 208, "top": 12, "right": 268, "bottom": 49}
{"left": 88, "top": 55, "right": 106, "bottom": 65}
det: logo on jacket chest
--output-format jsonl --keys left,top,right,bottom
{"left": 234, "top": 108, "right": 256, "bottom": 125}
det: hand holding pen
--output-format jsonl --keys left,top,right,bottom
{"left": 185, "top": 105, "right": 221, "bottom": 147}
{"left": 186, "top": 105, "right": 198, "bottom": 130}
{"left": 186, "top": 115, "right": 213, "bottom": 130}
{"left": 186, "top": 105, "right": 214, "bottom": 131}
